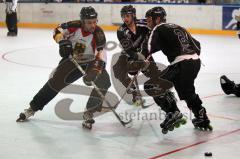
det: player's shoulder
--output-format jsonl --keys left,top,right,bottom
{"left": 94, "top": 25, "right": 106, "bottom": 41}
{"left": 153, "top": 23, "right": 181, "bottom": 31}
{"left": 136, "top": 19, "right": 148, "bottom": 28}
{"left": 95, "top": 25, "right": 104, "bottom": 33}
{"left": 117, "top": 23, "right": 128, "bottom": 33}
{"left": 60, "top": 20, "right": 82, "bottom": 29}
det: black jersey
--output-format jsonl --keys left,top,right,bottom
{"left": 237, "top": 21, "right": 240, "bottom": 39}
{"left": 117, "top": 19, "right": 150, "bottom": 58}
{"left": 148, "top": 23, "right": 201, "bottom": 63}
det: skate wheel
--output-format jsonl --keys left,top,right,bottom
{"left": 175, "top": 123, "right": 180, "bottom": 128}
{"left": 180, "top": 118, "right": 187, "bottom": 125}
{"left": 82, "top": 123, "right": 92, "bottom": 130}
{"left": 135, "top": 101, "right": 141, "bottom": 106}
{"left": 207, "top": 125, "right": 213, "bottom": 131}
{"left": 194, "top": 126, "right": 198, "bottom": 129}
{"left": 16, "top": 113, "right": 26, "bottom": 122}
{"left": 162, "top": 129, "right": 168, "bottom": 134}
{"left": 160, "top": 123, "right": 164, "bottom": 128}
{"left": 169, "top": 126, "right": 174, "bottom": 131}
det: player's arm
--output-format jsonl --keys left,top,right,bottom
{"left": 53, "top": 20, "right": 81, "bottom": 58}
{"left": 53, "top": 20, "right": 81, "bottom": 43}
{"left": 83, "top": 27, "right": 106, "bottom": 86}
{"left": 237, "top": 21, "right": 240, "bottom": 39}
{"left": 148, "top": 27, "right": 161, "bottom": 54}
{"left": 117, "top": 28, "right": 145, "bottom": 61}
{"left": 117, "top": 28, "right": 136, "bottom": 55}
{"left": 10, "top": 0, "right": 18, "bottom": 12}
{"left": 94, "top": 27, "right": 106, "bottom": 61}
{"left": 190, "top": 36, "right": 201, "bottom": 55}
{"left": 235, "top": 15, "right": 240, "bottom": 39}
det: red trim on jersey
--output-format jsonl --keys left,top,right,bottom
{"left": 68, "top": 27, "right": 78, "bottom": 34}
{"left": 81, "top": 28, "right": 92, "bottom": 37}
{"left": 91, "top": 36, "right": 96, "bottom": 53}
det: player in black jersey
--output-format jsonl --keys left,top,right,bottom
{"left": 236, "top": 15, "right": 240, "bottom": 39}
{"left": 146, "top": 6, "right": 212, "bottom": 133}
{"left": 113, "top": 5, "right": 167, "bottom": 105}
{"left": 219, "top": 15, "right": 240, "bottom": 97}
{"left": 220, "top": 75, "right": 240, "bottom": 97}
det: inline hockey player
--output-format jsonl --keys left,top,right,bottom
{"left": 219, "top": 15, "right": 240, "bottom": 97}
{"left": 4, "top": 0, "right": 18, "bottom": 36}
{"left": 113, "top": 5, "right": 171, "bottom": 106}
{"left": 16, "top": 6, "right": 111, "bottom": 130}
{"left": 145, "top": 7, "right": 212, "bottom": 134}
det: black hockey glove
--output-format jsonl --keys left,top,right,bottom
{"left": 128, "top": 53, "right": 149, "bottom": 72}
{"left": 83, "top": 60, "right": 106, "bottom": 86}
{"left": 59, "top": 40, "right": 73, "bottom": 58}
{"left": 132, "top": 52, "right": 146, "bottom": 61}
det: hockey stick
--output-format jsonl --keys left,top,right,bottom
{"left": 111, "top": 54, "right": 151, "bottom": 109}
{"left": 71, "top": 58, "right": 132, "bottom": 127}
{"left": 133, "top": 77, "right": 154, "bottom": 109}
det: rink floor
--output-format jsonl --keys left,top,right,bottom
{"left": 0, "top": 28, "right": 240, "bottom": 159}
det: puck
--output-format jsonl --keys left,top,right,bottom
{"left": 204, "top": 152, "right": 212, "bottom": 157}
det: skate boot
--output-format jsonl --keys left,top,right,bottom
{"left": 82, "top": 111, "right": 95, "bottom": 130}
{"left": 7, "top": 32, "right": 17, "bottom": 37}
{"left": 192, "top": 107, "right": 213, "bottom": 131}
{"left": 235, "top": 84, "right": 240, "bottom": 97}
{"left": 132, "top": 90, "right": 145, "bottom": 106}
{"left": 127, "top": 85, "right": 145, "bottom": 107}
{"left": 220, "top": 75, "right": 236, "bottom": 95}
{"left": 16, "top": 107, "right": 36, "bottom": 122}
{"left": 160, "top": 111, "right": 187, "bottom": 134}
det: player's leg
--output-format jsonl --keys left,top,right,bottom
{"left": 113, "top": 54, "right": 137, "bottom": 103}
{"left": 176, "top": 59, "right": 212, "bottom": 130}
{"left": 17, "top": 58, "right": 83, "bottom": 121}
{"left": 144, "top": 64, "right": 186, "bottom": 134}
{"left": 11, "top": 11, "right": 18, "bottom": 35}
{"left": 82, "top": 69, "right": 111, "bottom": 129}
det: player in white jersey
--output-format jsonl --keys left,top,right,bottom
{"left": 16, "top": 7, "right": 111, "bottom": 129}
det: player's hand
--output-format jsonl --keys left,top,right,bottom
{"left": 235, "top": 15, "right": 240, "bottom": 22}
{"left": 59, "top": 40, "right": 73, "bottom": 58}
{"left": 83, "top": 60, "right": 106, "bottom": 86}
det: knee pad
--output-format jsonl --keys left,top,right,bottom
{"left": 154, "top": 91, "right": 178, "bottom": 113}
{"left": 144, "top": 78, "right": 173, "bottom": 97}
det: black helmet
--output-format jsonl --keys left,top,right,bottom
{"left": 80, "top": 6, "right": 98, "bottom": 20}
{"left": 121, "top": 5, "right": 136, "bottom": 17}
{"left": 145, "top": 7, "right": 166, "bottom": 22}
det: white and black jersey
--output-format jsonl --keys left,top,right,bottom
{"left": 148, "top": 23, "right": 201, "bottom": 63}
{"left": 5, "top": 0, "right": 18, "bottom": 13}
{"left": 117, "top": 19, "right": 151, "bottom": 58}
{"left": 53, "top": 20, "right": 107, "bottom": 63}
